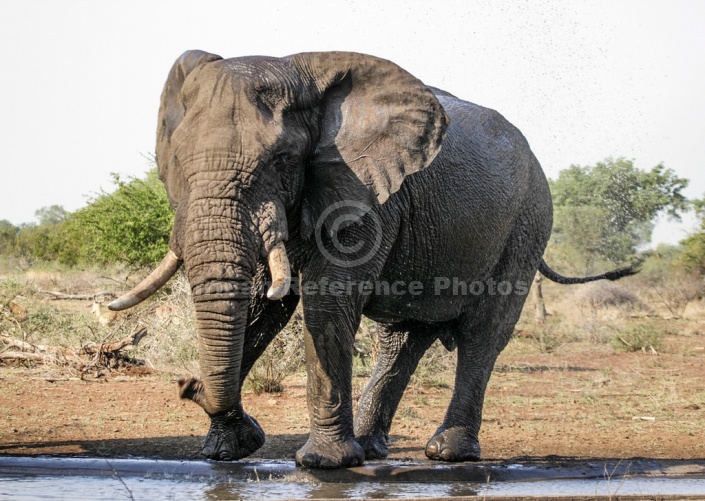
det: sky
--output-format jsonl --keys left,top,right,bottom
{"left": 1, "top": 0, "right": 703, "bottom": 245}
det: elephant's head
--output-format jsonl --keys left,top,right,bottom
{"left": 109, "top": 50, "right": 448, "bottom": 416}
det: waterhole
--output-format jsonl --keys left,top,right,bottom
{"left": 1, "top": 456, "right": 703, "bottom": 500}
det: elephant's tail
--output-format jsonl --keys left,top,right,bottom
{"left": 538, "top": 259, "right": 639, "bottom": 285}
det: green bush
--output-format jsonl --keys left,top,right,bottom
{"left": 9, "top": 206, "right": 69, "bottom": 263}
{"left": 0, "top": 278, "right": 24, "bottom": 305}
{"left": 63, "top": 169, "right": 173, "bottom": 267}
{"left": 1, "top": 170, "right": 173, "bottom": 269}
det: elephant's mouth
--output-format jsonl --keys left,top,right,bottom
{"left": 108, "top": 242, "right": 291, "bottom": 312}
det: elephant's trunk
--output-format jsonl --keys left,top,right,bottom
{"left": 179, "top": 191, "right": 258, "bottom": 415}
{"left": 109, "top": 159, "right": 292, "bottom": 415}
{"left": 179, "top": 182, "right": 291, "bottom": 415}
{"left": 187, "top": 295, "right": 248, "bottom": 415}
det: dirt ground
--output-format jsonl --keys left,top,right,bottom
{"left": 1, "top": 333, "right": 703, "bottom": 463}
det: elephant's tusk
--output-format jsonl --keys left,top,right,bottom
{"left": 108, "top": 250, "right": 183, "bottom": 311}
{"left": 266, "top": 242, "right": 291, "bottom": 300}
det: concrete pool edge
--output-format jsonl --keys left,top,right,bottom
{"left": 0, "top": 455, "right": 703, "bottom": 484}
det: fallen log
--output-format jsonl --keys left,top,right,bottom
{"left": 0, "top": 335, "right": 41, "bottom": 352}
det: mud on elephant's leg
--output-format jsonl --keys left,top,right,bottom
{"left": 354, "top": 322, "right": 442, "bottom": 459}
{"left": 180, "top": 293, "right": 300, "bottom": 460}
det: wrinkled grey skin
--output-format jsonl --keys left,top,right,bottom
{"left": 151, "top": 50, "right": 633, "bottom": 468}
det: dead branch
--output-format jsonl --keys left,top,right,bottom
{"left": 80, "top": 327, "right": 148, "bottom": 355}
{"left": 1, "top": 335, "right": 76, "bottom": 356}
{"left": 615, "top": 335, "right": 634, "bottom": 350}
{"left": 532, "top": 271, "right": 547, "bottom": 324}
{"left": 0, "top": 327, "right": 148, "bottom": 369}
{"left": 0, "top": 351, "right": 58, "bottom": 363}
{"left": 38, "top": 290, "right": 117, "bottom": 301}
{"left": 1, "top": 335, "right": 41, "bottom": 352}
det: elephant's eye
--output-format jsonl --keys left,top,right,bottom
{"left": 255, "top": 95, "right": 274, "bottom": 121}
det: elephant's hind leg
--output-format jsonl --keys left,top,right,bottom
{"left": 426, "top": 231, "right": 541, "bottom": 461}
{"left": 424, "top": 327, "right": 503, "bottom": 462}
{"left": 354, "top": 321, "right": 449, "bottom": 459}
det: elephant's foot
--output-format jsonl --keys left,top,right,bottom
{"left": 295, "top": 435, "right": 364, "bottom": 468}
{"left": 202, "top": 408, "right": 266, "bottom": 461}
{"left": 425, "top": 426, "right": 481, "bottom": 462}
{"left": 178, "top": 377, "right": 266, "bottom": 460}
{"left": 355, "top": 431, "right": 389, "bottom": 460}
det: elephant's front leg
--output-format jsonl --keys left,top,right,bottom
{"left": 181, "top": 292, "right": 300, "bottom": 460}
{"left": 295, "top": 296, "right": 365, "bottom": 468}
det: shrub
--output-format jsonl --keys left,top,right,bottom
{"left": 647, "top": 270, "right": 703, "bottom": 317}
{"left": 63, "top": 169, "right": 173, "bottom": 267}
{"left": 0, "top": 220, "right": 17, "bottom": 256}
{"left": 523, "top": 318, "right": 564, "bottom": 353}
{"left": 246, "top": 309, "right": 305, "bottom": 394}
{"left": 352, "top": 318, "right": 380, "bottom": 377}
{"left": 577, "top": 282, "right": 647, "bottom": 311}
{"left": 0, "top": 278, "right": 24, "bottom": 306}
{"left": 681, "top": 198, "right": 705, "bottom": 275}
{"left": 411, "top": 340, "right": 455, "bottom": 389}
{"left": 610, "top": 322, "right": 665, "bottom": 352}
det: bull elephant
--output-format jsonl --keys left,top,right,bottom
{"left": 109, "top": 50, "right": 635, "bottom": 468}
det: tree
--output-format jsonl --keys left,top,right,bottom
{"left": 0, "top": 220, "right": 18, "bottom": 255}
{"left": 548, "top": 158, "right": 689, "bottom": 273}
{"left": 12, "top": 206, "right": 69, "bottom": 262}
{"left": 681, "top": 198, "right": 705, "bottom": 275}
{"left": 35, "top": 205, "right": 69, "bottom": 226}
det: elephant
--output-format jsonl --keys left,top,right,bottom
{"left": 109, "top": 50, "right": 635, "bottom": 468}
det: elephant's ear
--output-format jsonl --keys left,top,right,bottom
{"left": 290, "top": 52, "right": 449, "bottom": 239}
{"left": 156, "top": 50, "right": 223, "bottom": 208}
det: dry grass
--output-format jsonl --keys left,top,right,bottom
{"left": 246, "top": 308, "right": 305, "bottom": 394}
{"left": 0, "top": 266, "right": 197, "bottom": 375}
{"left": 1, "top": 262, "right": 704, "bottom": 461}
{"left": 2, "top": 263, "right": 704, "bottom": 392}
{"left": 132, "top": 272, "right": 199, "bottom": 374}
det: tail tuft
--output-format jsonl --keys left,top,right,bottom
{"left": 601, "top": 264, "right": 641, "bottom": 281}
